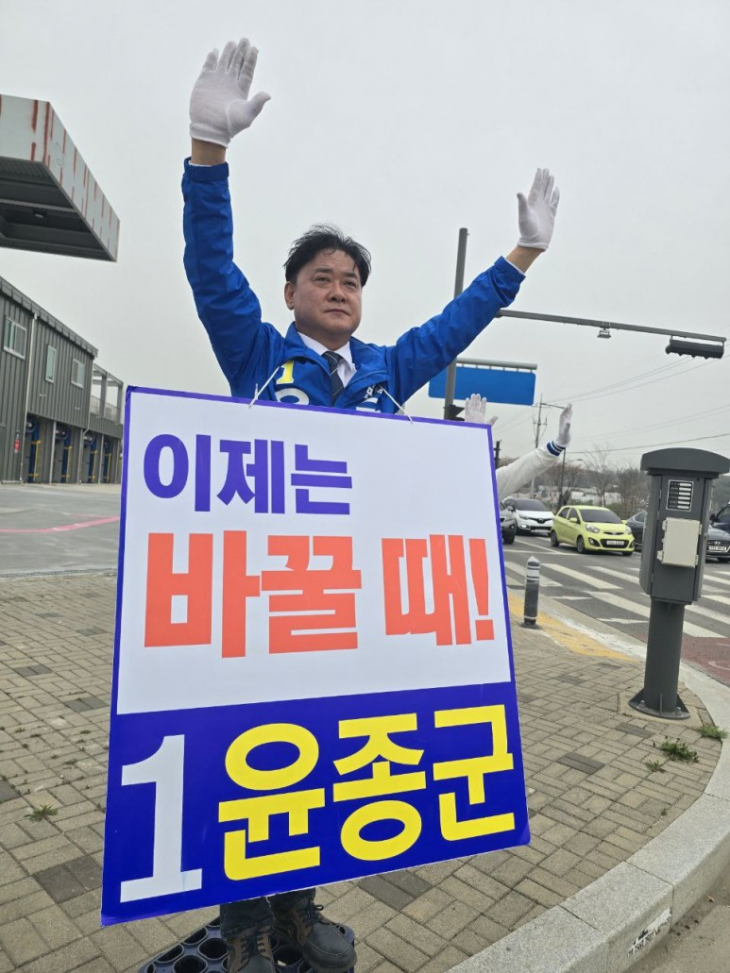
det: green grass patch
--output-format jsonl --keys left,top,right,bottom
{"left": 699, "top": 724, "right": 728, "bottom": 741}
{"left": 27, "top": 804, "right": 58, "bottom": 821}
{"left": 660, "top": 739, "right": 699, "bottom": 762}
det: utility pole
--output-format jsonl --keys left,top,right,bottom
{"left": 443, "top": 228, "right": 469, "bottom": 419}
{"left": 557, "top": 448, "right": 567, "bottom": 505}
{"left": 529, "top": 395, "right": 547, "bottom": 496}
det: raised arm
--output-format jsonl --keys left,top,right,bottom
{"left": 461, "top": 397, "right": 573, "bottom": 501}
{"left": 183, "top": 39, "right": 276, "bottom": 393}
{"left": 388, "top": 169, "right": 560, "bottom": 402}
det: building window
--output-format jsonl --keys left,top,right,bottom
{"left": 71, "top": 358, "right": 86, "bottom": 388}
{"left": 45, "top": 345, "right": 57, "bottom": 382}
{"left": 2, "top": 317, "right": 27, "bottom": 358}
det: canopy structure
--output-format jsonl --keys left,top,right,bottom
{"left": 0, "top": 95, "right": 119, "bottom": 261}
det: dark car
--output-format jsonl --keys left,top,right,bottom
{"left": 706, "top": 524, "right": 730, "bottom": 562}
{"left": 711, "top": 503, "right": 730, "bottom": 536}
{"left": 626, "top": 510, "right": 646, "bottom": 549}
{"left": 627, "top": 510, "right": 730, "bottom": 562}
{"left": 499, "top": 501, "right": 517, "bottom": 545}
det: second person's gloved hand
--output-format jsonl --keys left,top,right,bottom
{"left": 554, "top": 404, "right": 573, "bottom": 448}
{"left": 463, "top": 393, "right": 498, "bottom": 426}
{"left": 190, "top": 38, "right": 271, "bottom": 147}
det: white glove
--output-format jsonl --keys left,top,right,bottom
{"left": 189, "top": 38, "right": 271, "bottom": 146}
{"left": 517, "top": 168, "right": 560, "bottom": 250}
{"left": 464, "top": 393, "right": 487, "bottom": 425}
{"left": 554, "top": 404, "right": 572, "bottom": 448}
{"left": 463, "top": 394, "right": 498, "bottom": 426}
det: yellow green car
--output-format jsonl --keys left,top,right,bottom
{"left": 550, "top": 505, "right": 635, "bottom": 555}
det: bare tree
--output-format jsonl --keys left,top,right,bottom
{"left": 543, "top": 457, "right": 584, "bottom": 507}
{"left": 614, "top": 464, "right": 647, "bottom": 518}
{"left": 583, "top": 445, "right": 615, "bottom": 506}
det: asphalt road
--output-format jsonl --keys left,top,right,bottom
{"left": 0, "top": 483, "right": 121, "bottom": 576}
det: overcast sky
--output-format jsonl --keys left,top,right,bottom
{"left": 1, "top": 0, "right": 728, "bottom": 467}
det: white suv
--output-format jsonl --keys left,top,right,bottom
{"left": 503, "top": 497, "right": 553, "bottom": 534}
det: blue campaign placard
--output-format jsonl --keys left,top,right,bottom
{"left": 103, "top": 683, "right": 527, "bottom": 923}
{"left": 101, "top": 387, "right": 528, "bottom": 924}
{"left": 428, "top": 365, "right": 536, "bottom": 406}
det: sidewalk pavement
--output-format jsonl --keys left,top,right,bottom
{"left": 1, "top": 573, "right": 729, "bottom": 973}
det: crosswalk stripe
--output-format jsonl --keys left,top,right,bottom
{"left": 703, "top": 573, "right": 730, "bottom": 589}
{"left": 503, "top": 562, "right": 562, "bottom": 587}
{"left": 702, "top": 593, "right": 730, "bottom": 608}
{"left": 538, "top": 563, "right": 620, "bottom": 590}
{"left": 590, "top": 564, "right": 641, "bottom": 582}
{"left": 687, "top": 602, "right": 730, "bottom": 627}
{"left": 591, "top": 591, "right": 720, "bottom": 638}
{"left": 517, "top": 537, "right": 551, "bottom": 549}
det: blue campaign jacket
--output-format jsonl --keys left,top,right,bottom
{"left": 182, "top": 159, "right": 525, "bottom": 413}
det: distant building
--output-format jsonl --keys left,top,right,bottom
{"left": 0, "top": 274, "right": 123, "bottom": 484}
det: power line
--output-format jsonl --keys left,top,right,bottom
{"left": 545, "top": 358, "right": 691, "bottom": 403}
{"left": 569, "top": 402, "right": 730, "bottom": 444}
{"left": 569, "top": 431, "right": 730, "bottom": 456}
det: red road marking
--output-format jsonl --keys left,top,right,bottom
{"left": 0, "top": 516, "right": 120, "bottom": 534}
{"left": 680, "top": 634, "right": 730, "bottom": 688}
{"left": 632, "top": 631, "right": 730, "bottom": 687}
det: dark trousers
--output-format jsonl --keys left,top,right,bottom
{"left": 220, "top": 888, "right": 315, "bottom": 941}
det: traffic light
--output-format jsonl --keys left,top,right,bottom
{"left": 666, "top": 338, "right": 724, "bottom": 359}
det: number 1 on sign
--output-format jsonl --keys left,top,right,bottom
{"left": 119, "top": 735, "right": 203, "bottom": 902}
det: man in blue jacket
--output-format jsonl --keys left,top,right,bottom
{"left": 183, "top": 36, "right": 560, "bottom": 973}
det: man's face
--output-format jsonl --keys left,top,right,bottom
{"left": 285, "top": 249, "right": 363, "bottom": 350}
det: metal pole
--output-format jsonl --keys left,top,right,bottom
{"left": 529, "top": 395, "right": 544, "bottom": 496}
{"left": 443, "top": 228, "right": 469, "bottom": 419}
{"left": 629, "top": 600, "right": 689, "bottom": 719}
{"left": 558, "top": 448, "right": 567, "bottom": 505}
{"left": 496, "top": 308, "right": 726, "bottom": 345}
{"left": 523, "top": 556, "right": 541, "bottom": 626}
{"left": 19, "top": 313, "right": 37, "bottom": 481}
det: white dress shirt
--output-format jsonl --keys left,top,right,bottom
{"left": 297, "top": 333, "right": 357, "bottom": 388}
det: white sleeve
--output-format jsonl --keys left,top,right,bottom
{"left": 495, "top": 445, "right": 560, "bottom": 501}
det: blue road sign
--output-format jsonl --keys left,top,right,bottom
{"left": 429, "top": 366, "right": 536, "bottom": 406}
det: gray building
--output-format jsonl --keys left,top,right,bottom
{"left": 0, "top": 274, "right": 123, "bottom": 484}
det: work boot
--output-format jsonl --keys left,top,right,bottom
{"left": 273, "top": 892, "right": 356, "bottom": 973}
{"left": 225, "top": 923, "right": 275, "bottom": 973}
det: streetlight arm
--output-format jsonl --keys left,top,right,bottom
{"left": 495, "top": 308, "right": 726, "bottom": 345}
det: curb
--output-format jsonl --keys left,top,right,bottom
{"left": 449, "top": 592, "right": 730, "bottom": 973}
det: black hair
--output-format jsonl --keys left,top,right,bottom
{"left": 284, "top": 224, "right": 371, "bottom": 287}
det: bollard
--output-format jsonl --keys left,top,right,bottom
{"left": 523, "top": 556, "right": 540, "bottom": 626}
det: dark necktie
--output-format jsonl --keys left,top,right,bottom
{"left": 322, "top": 350, "right": 345, "bottom": 404}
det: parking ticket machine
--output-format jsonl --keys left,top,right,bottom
{"left": 630, "top": 448, "right": 730, "bottom": 719}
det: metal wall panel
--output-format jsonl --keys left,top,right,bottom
{"left": 0, "top": 294, "right": 32, "bottom": 480}
{"left": 28, "top": 319, "right": 93, "bottom": 427}
{"left": 88, "top": 414, "right": 124, "bottom": 439}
